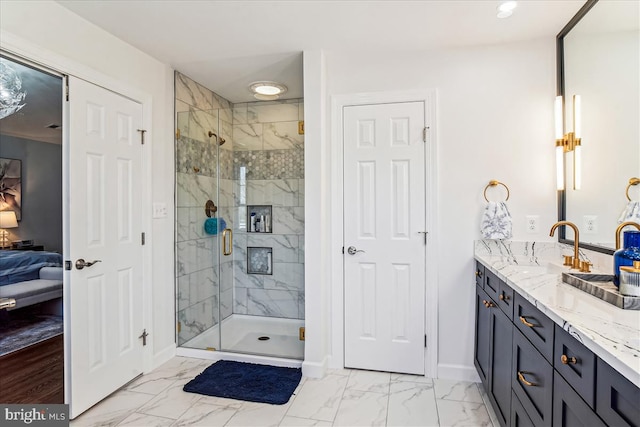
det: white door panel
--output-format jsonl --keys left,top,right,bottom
{"left": 343, "top": 102, "right": 426, "bottom": 375}
{"left": 67, "top": 77, "right": 144, "bottom": 418}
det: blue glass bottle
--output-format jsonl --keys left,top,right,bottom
{"left": 614, "top": 230, "right": 640, "bottom": 287}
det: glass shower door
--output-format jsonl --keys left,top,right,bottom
{"left": 175, "top": 101, "right": 222, "bottom": 351}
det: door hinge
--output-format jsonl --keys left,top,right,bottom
{"left": 342, "top": 246, "right": 344, "bottom": 254}
{"left": 139, "top": 329, "right": 149, "bottom": 346}
{"left": 177, "top": 322, "right": 181, "bottom": 333}
{"left": 423, "top": 127, "right": 428, "bottom": 143}
{"left": 424, "top": 334, "right": 427, "bottom": 348}
{"left": 65, "top": 78, "right": 69, "bottom": 102}
{"left": 299, "top": 327, "right": 305, "bottom": 341}
{"left": 141, "top": 232, "right": 146, "bottom": 245}
{"left": 137, "top": 129, "right": 147, "bottom": 145}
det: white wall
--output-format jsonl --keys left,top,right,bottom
{"left": 321, "top": 39, "right": 559, "bottom": 380}
{"left": 0, "top": 0, "right": 176, "bottom": 368}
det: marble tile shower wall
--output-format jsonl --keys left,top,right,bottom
{"left": 175, "top": 72, "right": 235, "bottom": 345}
{"left": 231, "top": 100, "right": 305, "bottom": 320}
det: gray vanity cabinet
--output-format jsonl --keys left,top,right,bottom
{"left": 474, "top": 270, "right": 512, "bottom": 427}
{"left": 489, "top": 303, "right": 513, "bottom": 427}
{"left": 553, "top": 371, "right": 606, "bottom": 427}
{"left": 596, "top": 358, "right": 640, "bottom": 427}
{"left": 511, "top": 391, "right": 535, "bottom": 427}
{"left": 553, "top": 324, "right": 596, "bottom": 409}
{"left": 474, "top": 260, "right": 640, "bottom": 427}
{"left": 512, "top": 329, "right": 553, "bottom": 426}
{"left": 474, "top": 284, "right": 491, "bottom": 387}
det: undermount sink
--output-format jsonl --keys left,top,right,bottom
{"left": 562, "top": 272, "right": 640, "bottom": 310}
{"left": 508, "top": 263, "right": 566, "bottom": 275}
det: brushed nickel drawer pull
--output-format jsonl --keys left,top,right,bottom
{"left": 519, "top": 316, "right": 536, "bottom": 328}
{"left": 561, "top": 354, "right": 578, "bottom": 365}
{"left": 517, "top": 371, "right": 537, "bottom": 387}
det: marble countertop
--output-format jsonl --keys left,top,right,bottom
{"left": 474, "top": 240, "right": 640, "bottom": 388}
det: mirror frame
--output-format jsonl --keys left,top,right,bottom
{"left": 556, "top": 0, "right": 615, "bottom": 255}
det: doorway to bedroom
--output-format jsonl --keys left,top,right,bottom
{"left": 0, "top": 53, "right": 65, "bottom": 403}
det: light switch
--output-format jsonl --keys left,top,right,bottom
{"left": 153, "top": 202, "right": 167, "bottom": 218}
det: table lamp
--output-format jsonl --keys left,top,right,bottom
{"left": 0, "top": 211, "right": 18, "bottom": 248}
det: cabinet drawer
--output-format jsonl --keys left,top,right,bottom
{"left": 484, "top": 269, "right": 500, "bottom": 303}
{"left": 510, "top": 391, "right": 535, "bottom": 427}
{"left": 553, "top": 371, "right": 605, "bottom": 427}
{"left": 554, "top": 324, "right": 596, "bottom": 409}
{"left": 475, "top": 261, "right": 485, "bottom": 288}
{"left": 514, "top": 292, "right": 554, "bottom": 362}
{"left": 512, "top": 329, "right": 553, "bottom": 427}
{"left": 596, "top": 358, "right": 640, "bottom": 427}
{"left": 497, "top": 280, "right": 514, "bottom": 320}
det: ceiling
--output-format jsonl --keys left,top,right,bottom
{"left": 57, "top": 0, "right": 586, "bottom": 104}
{"left": 0, "top": 56, "right": 63, "bottom": 145}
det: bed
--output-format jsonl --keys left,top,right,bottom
{"left": 0, "top": 251, "right": 63, "bottom": 310}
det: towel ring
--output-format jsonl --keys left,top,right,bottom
{"left": 626, "top": 177, "right": 640, "bottom": 201}
{"left": 484, "top": 180, "right": 510, "bottom": 203}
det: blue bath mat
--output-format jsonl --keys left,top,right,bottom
{"left": 183, "top": 360, "right": 302, "bottom": 405}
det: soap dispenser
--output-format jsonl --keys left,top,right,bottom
{"left": 613, "top": 230, "right": 640, "bottom": 287}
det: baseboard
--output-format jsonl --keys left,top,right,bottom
{"left": 437, "top": 363, "right": 481, "bottom": 383}
{"left": 151, "top": 343, "right": 176, "bottom": 371}
{"left": 302, "top": 356, "right": 328, "bottom": 378}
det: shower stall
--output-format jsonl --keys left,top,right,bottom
{"left": 174, "top": 72, "right": 305, "bottom": 362}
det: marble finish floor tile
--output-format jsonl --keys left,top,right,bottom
{"left": 70, "top": 390, "right": 154, "bottom": 427}
{"left": 387, "top": 381, "right": 439, "bottom": 427}
{"left": 334, "top": 389, "right": 388, "bottom": 426}
{"left": 346, "top": 369, "right": 391, "bottom": 393}
{"left": 286, "top": 373, "right": 348, "bottom": 421}
{"left": 73, "top": 357, "right": 498, "bottom": 427}
{"left": 436, "top": 399, "right": 492, "bottom": 426}
{"left": 434, "top": 379, "right": 484, "bottom": 403}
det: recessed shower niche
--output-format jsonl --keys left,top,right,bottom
{"left": 247, "top": 247, "right": 273, "bottom": 275}
{"left": 174, "top": 71, "right": 305, "bottom": 360}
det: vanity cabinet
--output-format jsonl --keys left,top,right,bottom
{"left": 474, "top": 260, "right": 640, "bottom": 427}
{"left": 474, "top": 264, "right": 512, "bottom": 427}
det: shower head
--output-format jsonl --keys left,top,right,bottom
{"left": 208, "top": 131, "right": 227, "bottom": 146}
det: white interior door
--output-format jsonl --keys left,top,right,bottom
{"left": 67, "top": 77, "right": 144, "bottom": 418}
{"left": 343, "top": 101, "right": 426, "bottom": 375}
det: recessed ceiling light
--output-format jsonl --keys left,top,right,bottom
{"left": 497, "top": 1, "right": 517, "bottom": 18}
{"left": 249, "top": 81, "right": 288, "bottom": 100}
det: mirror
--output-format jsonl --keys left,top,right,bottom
{"left": 558, "top": 0, "right": 640, "bottom": 254}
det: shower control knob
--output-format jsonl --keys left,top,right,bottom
{"left": 347, "top": 246, "right": 365, "bottom": 255}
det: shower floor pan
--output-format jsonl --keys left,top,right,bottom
{"left": 183, "top": 314, "right": 304, "bottom": 360}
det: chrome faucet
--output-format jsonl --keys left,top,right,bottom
{"left": 549, "top": 221, "right": 582, "bottom": 270}
{"left": 615, "top": 221, "right": 640, "bottom": 249}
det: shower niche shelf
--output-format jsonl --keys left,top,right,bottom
{"left": 247, "top": 247, "right": 273, "bottom": 275}
{"left": 247, "top": 205, "right": 272, "bottom": 233}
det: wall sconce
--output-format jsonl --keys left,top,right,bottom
{"left": 555, "top": 95, "right": 582, "bottom": 190}
{"left": 0, "top": 211, "right": 18, "bottom": 248}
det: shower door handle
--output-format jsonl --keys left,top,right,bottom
{"left": 222, "top": 228, "right": 233, "bottom": 256}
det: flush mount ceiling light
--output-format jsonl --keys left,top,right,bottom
{"left": 249, "top": 81, "right": 288, "bottom": 100}
{"left": 497, "top": 1, "right": 517, "bottom": 18}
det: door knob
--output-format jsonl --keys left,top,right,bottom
{"left": 75, "top": 259, "right": 102, "bottom": 270}
{"left": 347, "top": 246, "right": 365, "bottom": 255}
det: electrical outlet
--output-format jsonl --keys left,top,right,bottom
{"left": 526, "top": 215, "right": 539, "bottom": 234}
{"left": 152, "top": 202, "right": 167, "bottom": 218}
{"left": 583, "top": 215, "right": 598, "bottom": 234}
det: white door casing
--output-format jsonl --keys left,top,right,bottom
{"left": 343, "top": 101, "right": 426, "bottom": 375}
{"left": 68, "top": 77, "right": 144, "bottom": 418}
